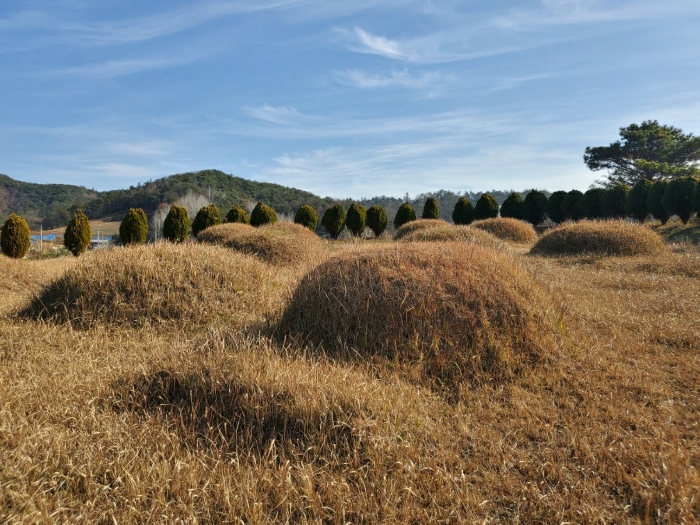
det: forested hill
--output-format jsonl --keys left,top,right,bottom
{"left": 1, "top": 168, "right": 544, "bottom": 230}
{"left": 0, "top": 174, "right": 99, "bottom": 229}
{"left": 0, "top": 170, "right": 335, "bottom": 228}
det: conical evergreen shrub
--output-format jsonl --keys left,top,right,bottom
{"left": 322, "top": 204, "right": 346, "bottom": 239}
{"left": 162, "top": 205, "right": 190, "bottom": 243}
{"left": 192, "top": 204, "right": 222, "bottom": 237}
{"left": 393, "top": 202, "right": 416, "bottom": 229}
{"left": 294, "top": 205, "right": 318, "bottom": 232}
{"left": 64, "top": 210, "right": 92, "bottom": 256}
{"left": 546, "top": 191, "right": 567, "bottom": 223}
{"left": 1, "top": 213, "right": 31, "bottom": 259}
{"left": 421, "top": 197, "right": 440, "bottom": 219}
{"left": 562, "top": 190, "right": 583, "bottom": 221}
{"left": 119, "top": 208, "right": 148, "bottom": 245}
{"left": 693, "top": 181, "right": 700, "bottom": 218}
{"left": 580, "top": 188, "right": 605, "bottom": 219}
{"left": 474, "top": 193, "right": 498, "bottom": 220}
{"left": 601, "top": 184, "right": 630, "bottom": 219}
{"left": 452, "top": 197, "right": 474, "bottom": 225}
{"left": 250, "top": 202, "right": 278, "bottom": 227}
{"left": 647, "top": 180, "right": 669, "bottom": 224}
{"left": 626, "top": 179, "right": 652, "bottom": 222}
{"left": 523, "top": 190, "right": 548, "bottom": 225}
{"left": 499, "top": 193, "right": 524, "bottom": 220}
{"left": 225, "top": 206, "right": 249, "bottom": 225}
{"left": 366, "top": 205, "right": 388, "bottom": 237}
{"left": 346, "top": 203, "right": 367, "bottom": 236}
{"left": 661, "top": 176, "right": 698, "bottom": 224}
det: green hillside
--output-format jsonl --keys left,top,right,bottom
{"left": 0, "top": 174, "right": 98, "bottom": 229}
{"left": 1, "top": 170, "right": 335, "bottom": 229}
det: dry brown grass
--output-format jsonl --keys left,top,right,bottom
{"left": 393, "top": 218, "right": 449, "bottom": 239}
{"left": 531, "top": 219, "right": 666, "bottom": 256}
{"left": 282, "top": 242, "right": 559, "bottom": 390}
{"left": 20, "top": 242, "right": 284, "bottom": 330}
{"left": 1, "top": 239, "right": 699, "bottom": 523}
{"left": 399, "top": 223, "right": 510, "bottom": 251}
{"left": 472, "top": 217, "right": 539, "bottom": 244}
{"left": 197, "top": 221, "right": 324, "bottom": 266}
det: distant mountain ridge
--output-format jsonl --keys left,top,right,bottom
{"left": 1, "top": 169, "right": 539, "bottom": 230}
{"left": 0, "top": 170, "right": 336, "bottom": 229}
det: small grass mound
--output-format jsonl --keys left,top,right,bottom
{"left": 531, "top": 220, "right": 665, "bottom": 256}
{"left": 472, "top": 217, "right": 538, "bottom": 244}
{"left": 197, "top": 222, "right": 323, "bottom": 265}
{"left": 399, "top": 224, "right": 509, "bottom": 251}
{"left": 282, "top": 243, "right": 558, "bottom": 389}
{"left": 394, "top": 218, "right": 449, "bottom": 239}
{"left": 23, "top": 243, "right": 281, "bottom": 329}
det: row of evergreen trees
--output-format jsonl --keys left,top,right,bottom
{"left": 3, "top": 177, "right": 700, "bottom": 259}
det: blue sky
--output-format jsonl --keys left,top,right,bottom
{"left": 1, "top": 0, "right": 699, "bottom": 199}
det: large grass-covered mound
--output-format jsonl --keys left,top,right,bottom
{"left": 531, "top": 220, "right": 665, "bottom": 256}
{"left": 197, "top": 222, "right": 322, "bottom": 265}
{"left": 472, "top": 217, "right": 538, "bottom": 244}
{"left": 394, "top": 219, "right": 449, "bottom": 239}
{"left": 399, "top": 224, "right": 509, "bottom": 251}
{"left": 282, "top": 243, "right": 558, "bottom": 388}
{"left": 23, "top": 243, "right": 281, "bottom": 329}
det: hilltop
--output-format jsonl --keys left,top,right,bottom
{"left": 0, "top": 170, "right": 336, "bottom": 229}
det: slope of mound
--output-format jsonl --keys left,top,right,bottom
{"left": 399, "top": 224, "right": 509, "bottom": 251}
{"left": 0, "top": 257, "right": 75, "bottom": 315}
{"left": 22, "top": 243, "right": 282, "bottom": 329}
{"left": 197, "top": 222, "right": 322, "bottom": 265}
{"left": 394, "top": 219, "right": 449, "bottom": 239}
{"left": 531, "top": 220, "right": 665, "bottom": 256}
{"left": 282, "top": 243, "right": 557, "bottom": 388}
{"left": 472, "top": 218, "right": 538, "bottom": 244}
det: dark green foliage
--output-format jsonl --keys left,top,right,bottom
{"left": 584, "top": 121, "right": 700, "bottom": 186}
{"left": 661, "top": 177, "right": 699, "bottom": 224}
{"left": 499, "top": 193, "right": 524, "bottom": 220}
{"left": 693, "top": 181, "right": 700, "bottom": 216}
{"left": 119, "top": 208, "right": 148, "bottom": 245}
{"left": 626, "top": 179, "right": 652, "bottom": 222}
{"left": 250, "top": 202, "right": 278, "bottom": 227}
{"left": 647, "top": 180, "right": 670, "bottom": 224}
{"left": 562, "top": 190, "right": 583, "bottom": 221}
{"left": 393, "top": 202, "right": 417, "bottom": 229}
{"left": 162, "top": 205, "right": 190, "bottom": 243}
{"left": 346, "top": 203, "right": 367, "bottom": 237}
{"left": 64, "top": 210, "right": 92, "bottom": 256}
{"left": 322, "top": 204, "right": 346, "bottom": 239}
{"left": 192, "top": 204, "right": 222, "bottom": 237}
{"left": 523, "top": 190, "right": 548, "bottom": 225}
{"left": 366, "top": 205, "right": 388, "bottom": 237}
{"left": 294, "top": 205, "right": 318, "bottom": 232}
{"left": 225, "top": 205, "right": 249, "bottom": 224}
{"left": 601, "top": 184, "right": 630, "bottom": 219}
{"left": 421, "top": 197, "right": 440, "bottom": 219}
{"left": 474, "top": 194, "right": 499, "bottom": 221}
{"left": 1, "top": 213, "right": 31, "bottom": 258}
{"left": 452, "top": 197, "right": 474, "bottom": 225}
{"left": 546, "top": 191, "right": 567, "bottom": 223}
{"left": 579, "top": 188, "right": 606, "bottom": 219}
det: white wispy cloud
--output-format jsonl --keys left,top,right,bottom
{"left": 49, "top": 56, "right": 200, "bottom": 78}
{"left": 334, "top": 68, "right": 446, "bottom": 89}
{"left": 243, "top": 104, "right": 319, "bottom": 124}
{"left": 350, "top": 27, "right": 409, "bottom": 59}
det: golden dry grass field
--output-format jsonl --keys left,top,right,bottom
{"left": 1, "top": 220, "right": 698, "bottom": 524}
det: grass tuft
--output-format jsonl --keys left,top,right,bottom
{"left": 472, "top": 217, "right": 539, "bottom": 244}
{"left": 197, "top": 221, "right": 323, "bottom": 265}
{"left": 531, "top": 220, "right": 666, "bottom": 256}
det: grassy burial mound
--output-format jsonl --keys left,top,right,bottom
{"left": 399, "top": 224, "right": 509, "bottom": 251}
{"left": 22, "top": 243, "right": 282, "bottom": 329}
{"left": 531, "top": 220, "right": 666, "bottom": 257}
{"left": 0, "top": 257, "right": 76, "bottom": 315}
{"left": 197, "top": 222, "right": 322, "bottom": 266}
{"left": 282, "top": 243, "right": 558, "bottom": 389}
{"left": 393, "top": 218, "right": 449, "bottom": 239}
{"left": 472, "top": 217, "right": 539, "bottom": 244}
